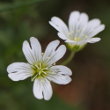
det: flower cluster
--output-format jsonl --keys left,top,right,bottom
{"left": 7, "top": 11, "right": 105, "bottom": 101}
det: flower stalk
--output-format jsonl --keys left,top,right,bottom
{"left": 61, "top": 51, "right": 75, "bottom": 65}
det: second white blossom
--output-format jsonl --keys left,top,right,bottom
{"left": 49, "top": 11, "right": 105, "bottom": 51}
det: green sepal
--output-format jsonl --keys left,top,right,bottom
{"left": 66, "top": 43, "right": 86, "bottom": 52}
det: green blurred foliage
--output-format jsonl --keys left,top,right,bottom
{"left": 0, "top": 0, "right": 110, "bottom": 110}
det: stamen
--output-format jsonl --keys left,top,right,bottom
{"left": 31, "top": 62, "right": 50, "bottom": 81}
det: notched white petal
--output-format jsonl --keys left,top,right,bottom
{"left": 48, "top": 65, "right": 72, "bottom": 85}
{"left": 42, "top": 79, "right": 53, "bottom": 100}
{"left": 65, "top": 39, "right": 76, "bottom": 43}
{"left": 43, "top": 40, "right": 60, "bottom": 61}
{"left": 8, "top": 72, "right": 31, "bottom": 81}
{"left": 69, "top": 11, "right": 80, "bottom": 31}
{"left": 33, "top": 79, "right": 53, "bottom": 100}
{"left": 49, "top": 16, "right": 68, "bottom": 34}
{"left": 58, "top": 32, "right": 67, "bottom": 40}
{"left": 48, "top": 74, "right": 72, "bottom": 85}
{"left": 48, "top": 45, "right": 66, "bottom": 65}
{"left": 22, "top": 37, "right": 42, "bottom": 64}
{"left": 89, "top": 25, "right": 105, "bottom": 37}
{"left": 79, "top": 13, "right": 88, "bottom": 22}
{"left": 87, "top": 19, "right": 101, "bottom": 29}
{"left": 33, "top": 79, "right": 43, "bottom": 100}
{"left": 30, "top": 37, "right": 42, "bottom": 61}
{"left": 7, "top": 62, "right": 32, "bottom": 81}
{"left": 50, "top": 65, "right": 72, "bottom": 76}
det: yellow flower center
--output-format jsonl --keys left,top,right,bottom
{"left": 73, "top": 37, "right": 81, "bottom": 41}
{"left": 31, "top": 62, "right": 50, "bottom": 81}
{"left": 68, "top": 32, "right": 88, "bottom": 42}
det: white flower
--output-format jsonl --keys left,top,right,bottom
{"left": 7, "top": 37, "right": 72, "bottom": 100}
{"left": 49, "top": 11, "right": 105, "bottom": 50}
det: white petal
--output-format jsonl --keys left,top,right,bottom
{"left": 87, "top": 37, "right": 101, "bottom": 43}
{"left": 43, "top": 40, "right": 66, "bottom": 66}
{"left": 33, "top": 79, "right": 52, "bottom": 100}
{"left": 69, "top": 11, "right": 88, "bottom": 38}
{"left": 88, "top": 25, "right": 105, "bottom": 37}
{"left": 33, "top": 79, "right": 43, "bottom": 100}
{"left": 65, "top": 39, "right": 87, "bottom": 46}
{"left": 7, "top": 62, "right": 32, "bottom": 81}
{"left": 47, "top": 65, "right": 72, "bottom": 85}
{"left": 58, "top": 32, "right": 67, "bottom": 40}
{"left": 43, "top": 40, "right": 60, "bottom": 61}
{"left": 47, "top": 74, "right": 72, "bottom": 85}
{"left": 76, "top": 13, "right": 88, "bottom": 30}
{"left": 50, "top": 65, "right": 72, "bottom": 76}
{"left": 48, "top": 45, "right": 66, "bottom": 65}
{"left": 22, "top": 37, "right": 42, "bottom": 64}
{"left": 49, "top": 17, "right": 68, "bottom": 35}
{"left": 65, "top": 39, "right": 79, "bottom": 45}
{"left": 87, "top": 19, "right": 101, "bottom": 29}
{"left": 42, "top": 79, "right": 53, "bottom": 100}
{"left": 30, "top": 37, "right": 42, "bottom": 61}
{"left": 79, "top": 13, "right": 88, "bottom": 24}
{"left": 84, "top": 19, "right": 105, "bottom": 37}
{"left": 68, "top": 11, "right": 80, "bottom": 31}
{"left": 65, "top": 39, "right": 76, "bottom": 43}
{"left": 76, "top": 40, "right": 87, "bottom": 46}
{"left": 77, "top": 13, "right": 89, "bottom": 37}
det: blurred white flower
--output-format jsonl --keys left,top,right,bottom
{"left": 7, "top": 37, "right": 72, "bottom": 100}
{"left": 49, "top": 11, "right": 105, "bottom": 51}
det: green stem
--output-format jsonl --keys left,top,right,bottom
{"left": 61, "top": 51, "right": 75, "bottom": 65}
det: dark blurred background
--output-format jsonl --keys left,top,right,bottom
{"left": 0, "top": 0, "right": 110, "bottom": 110}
